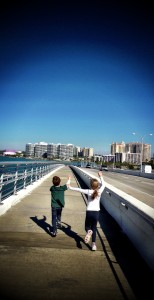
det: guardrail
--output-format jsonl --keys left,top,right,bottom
{"left": 107, "top": 168, "right": 154, "bottom": 179}
{"left": 70, "top": 166, "right": 154, "bottom": 272}
{"left": 0, "top": 162, "right": 62, "bottom": 203}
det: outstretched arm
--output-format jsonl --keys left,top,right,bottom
{"left": 98, "top": 171, "right": 105, "bottom": 192}
{"left": 66, "top": 176, "right": 89, "bottom": 194}
{"left": 68, "top": 186, "right": 89, "bottom": 195}
{"left": 98, "top": 171, "right": 102, "bottom": 177}
{"left": 66, "top": 175, "right": 71, "bottom": 187}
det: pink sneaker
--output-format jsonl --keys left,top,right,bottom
{"left": 92, "top": 242, "right": 97, "bottom": 251}
{"left": 84, "top": 230, "right": 93, "bottom": 244}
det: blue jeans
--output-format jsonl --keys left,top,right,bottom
{"left": 52, "top": 207, "right": 62, "bottom": 233}
{"left": 85, "top": 211, "right": 99, "bottom": 243}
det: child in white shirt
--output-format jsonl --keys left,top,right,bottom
{"left": 68, "top": 171, "right": 105, "bottom": 251}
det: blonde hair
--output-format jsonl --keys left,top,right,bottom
{"left": 90, "top": 178, "right": 99, "bottom": 199}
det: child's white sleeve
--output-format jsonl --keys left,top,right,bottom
{"left": 99, "top": 176, "right": 105, "bottom": 193}
{"left": 66, "top": 178, "right": 71, "bottom": 185}
{"left": 69, "top": 186, "right": 89, "bottom": 195}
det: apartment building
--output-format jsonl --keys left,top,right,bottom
{"left": 57, "top": 144, "right": 73, "bottom": 159}
{"left": 25, "top": 142, "right": 93, "bottom": 160}
{"left": 47, "top": 143, "right": 58, "bottom": 158}
{"left": 25, "top": 142, "right": 47, "bottom": 158}
{"left": 82, "top": 147, "right": 94, "bottom": 158}
{"left": 25, "top": 143, "right": 35, "bottom": 157}
{"left": 122, "top": 152, "right": 141, "bottom": 164}
{"left": 66, "top": 144, "right": 74, "bottom": 159}
{"left": 111, "top": 141, "right": 125, "bottom": 155}
{"left": 34, "top": 142, "right": 48, "bottom": 158}
{"left": 28, "top": 143, "right": 73, "bottom": 159}
{"left": 73, "top": 146, "right": 81, "bottom": 157}
{"left": 111, "top": 141, "right": 151, "bottom": 163}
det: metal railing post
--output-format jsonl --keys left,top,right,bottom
{"left": 39, "top": 166, "right": 41, "bottom": 179}
{"left": 42, "top": 166, "right": 45, "bottom": 176}
{"left": 35, "top": 167, "right": 38, "bottom": 181}
{"left": 14, "top": 170, "right": 18, "bottom": 195}
{"left": 0, "top": 174, "right": 4, "bottom": 203}
{"left": 23, "top": 169, "right": 27, "bottom": 189}
{"left": 31, "top": 167, "right": 33, "bottom": 184}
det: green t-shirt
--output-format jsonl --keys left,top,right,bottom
{"left": 50, "top": 184, "right": 67, "bottom": 208}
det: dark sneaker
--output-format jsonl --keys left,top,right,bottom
{"left": 52, "top": 232, "right": 57, "bottom": 237}
{"left": 57, "top": 222, "right": 62, "bottom": 229}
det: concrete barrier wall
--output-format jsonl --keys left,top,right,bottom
{"left": 70, "top": 166, "right": 154, "bottom": 272}
{"left": 108, "top": 168, "right": 154, "bottom": 179}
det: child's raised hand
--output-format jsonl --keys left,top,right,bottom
{"left": 98, "top": 171, "right": 102, "bottom": 177}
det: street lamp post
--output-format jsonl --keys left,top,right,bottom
{"left": 109, "top": 143, "right": 115, "bottom": 169}
{"left": 132, "top": 133, "right": 152, "bottom": 172}
{"left": 112, "top": 154, "right": 115, "bottom": 169}
{"left": 140, "top": 136, "right": 144, "bottom": 173}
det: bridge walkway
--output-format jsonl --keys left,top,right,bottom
{"left": 0, "top": 166, "right": 153, "bottom": 300}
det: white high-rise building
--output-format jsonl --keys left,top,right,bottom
{"left": 73, "top": 146, "right": 81, "bottom": 157}
{"left": 34, "top": 142, "right": 48, "bottom": 158}
{"left": 25, "top": 143, "right": 35, "bottom": 157}
{"left": 47, "top": 144, "right": 58, "bottom": 158}
{"left": 67, "top": 144, "right": 74, "bottom": 159}
{"left": 25, "top": 142, "right": 94, "bottom": 160}
{"left": 47, "top": 143, "right": 74, "bottom": 159}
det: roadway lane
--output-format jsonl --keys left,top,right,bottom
{"left": 82, "top": 168, "right": 154, "bottom": 209}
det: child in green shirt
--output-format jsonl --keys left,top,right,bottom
{"left": 50, "top": 175, "right": 70, "bottom": 236}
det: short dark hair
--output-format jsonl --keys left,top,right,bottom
{"left": 52, "top": 176, "right": 61, "bottom": 186}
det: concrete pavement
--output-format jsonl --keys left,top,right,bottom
{"left": 0, "top": 166, "right": 152, "bottom": 300}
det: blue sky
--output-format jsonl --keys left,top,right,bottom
{"left": 0, "top": 0, "right": 154, "bottom": 155}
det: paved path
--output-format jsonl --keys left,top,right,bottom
{"left": 0, "top": 166, "right": 153, "bottom": 300}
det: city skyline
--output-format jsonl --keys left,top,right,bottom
{"left": 0, "top": 1, "right": 154, "bottom": 154}
{"left": 2, "top": 140, "right": 152, "bottom": 159}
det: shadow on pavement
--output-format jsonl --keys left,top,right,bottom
{"left": 60, "top": 221, "right": 91, "bottom": 250}
{"left": 30, "top": 216, "right": 91, "bottom": 250}
{"left": 30, "top": 215, "right": 52, "bottom": 236}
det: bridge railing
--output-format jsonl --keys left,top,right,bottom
{"left": 0, "top": 162, "right": 61, "bottom": 203}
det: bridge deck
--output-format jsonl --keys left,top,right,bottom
{"left": 0, "top": 166, "right": 153, "bottom": 300}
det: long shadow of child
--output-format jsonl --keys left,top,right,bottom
{"left": 30, "top": 215, "right": 52, "bottom": 236}
{"left": 60, "top": 221, "right": 91, "bottom": 250}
